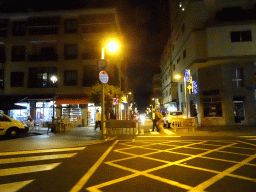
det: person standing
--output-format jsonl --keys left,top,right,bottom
{"left": 95, "top": 110, "right": 101, "bottom": 130}
{"left": 156, "top": 110, "right": 164, "bottom": 132}
{"left": 152, "top": 110, "right": 159, "bottom": 132}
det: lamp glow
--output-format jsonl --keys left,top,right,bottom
{"left": 107, "top": 41, "right": 118, "bottom": 53}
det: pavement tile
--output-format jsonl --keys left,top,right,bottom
{"left": 100, "top": 175, "right": 187, "bottom": 192}
{"left": 205, "top": 176, "right": 256, "bottom": 192}
{"left": 203, "top": 151, "right": 249, "bottom": 162}
{"left": 150, "top": 164, "right": 216, "bottom": 187}
{"left": 112, "top": 157, "right": 167, "bottom": 171}
{"left": 180, "top": 157, "right": 236, "bottom": 172}
{"left": 231, "top": 164, "right": 256, "bottom": 179}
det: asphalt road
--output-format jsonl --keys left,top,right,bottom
{"left": 0, "top": 120, "right": 256, "bottom": 191}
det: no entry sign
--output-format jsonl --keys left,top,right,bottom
{"left": 99, "top": 71, "right": 109, "bottom": 83}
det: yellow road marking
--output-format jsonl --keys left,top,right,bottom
{"left": 0, "top": 163, "right": 60, "bottom": 176}
{"left": 0, "top": 147, "right": 86, "bottom": 156}
{"left": 69, "top": 140, "right": 118, "bottom": 192}
{"left": 189, "top": 152, "right": 256, "bottom": 192}
{"left": 0, "top": 153, "right": 77, "bottom": 164}
{"left": 0, "top": 180, "right": 34, "bottom": 192}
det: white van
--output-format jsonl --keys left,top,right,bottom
{"left": 0, "top": 112, "right": 29, "bottom": 138}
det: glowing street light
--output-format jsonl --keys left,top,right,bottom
{"left": 100, "top": 40, "right": 119, "bottom": 137}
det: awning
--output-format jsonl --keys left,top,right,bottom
{"left": 55, "top": 94, "right": 90, "bottom": 105}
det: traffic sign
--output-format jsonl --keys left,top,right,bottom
{"left": 99, "top": 71, "right": 109, "bottom": 84}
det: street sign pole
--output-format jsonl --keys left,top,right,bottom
{"left": 99, "top": 71, "right": 109, "bottom": 139}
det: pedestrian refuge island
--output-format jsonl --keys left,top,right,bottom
{"left": 169, "top": 117, "right": 198, "bottom": 131}
{"left": 105, "top": 120, "right": 140, "bottom": 137}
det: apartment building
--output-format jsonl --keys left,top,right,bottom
{"left": 161, "top": 0, "right": 256, "bottom": 126}
{"left": 0, "top": 7, "right": 124, "bottom": 124}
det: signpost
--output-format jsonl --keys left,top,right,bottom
{"left": 99, "top": 71, "right": 109, "bottom": 138}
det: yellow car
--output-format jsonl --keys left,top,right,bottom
{"left": 0, "top": 112, "right": 29, "bottom": 138}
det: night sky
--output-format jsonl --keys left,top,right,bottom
{"left": 1, "top": 0, "right": 170, "bottom": 112}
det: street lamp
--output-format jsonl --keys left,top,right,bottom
{"left": 51, "top": 75, "right": 57, "bottom": 123}
{"left": 100, "top": 40, "right": 119, "bottom": 136}
{"left": 175, "top": 74, "right": 188, "bottom": 118}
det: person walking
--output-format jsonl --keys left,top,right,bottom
{"left": 156, "top": 110, "right": 164, "bottom": 132}
{"left": 95, "top": 110, "right": 101, "bottom": 130}
{"left": 152, "top": 110, "right": 159, "bottom": 132}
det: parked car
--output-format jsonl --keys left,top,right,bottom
{"left": 0, "top": 112, "right": 29, "bottom": 138}
{"left": 164, "top": 111, "right": 183, "bottom": 128}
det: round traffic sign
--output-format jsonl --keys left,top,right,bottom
{"left": 99, "top": 71, "right": 109, "bottom": 83}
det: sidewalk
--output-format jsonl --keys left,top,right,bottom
{"left": 28, "top": 125, "right": 116, "bottom": 145}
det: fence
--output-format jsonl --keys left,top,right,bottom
{"left": 104, "top": 120, "right": 139, "bottom": 137}
{"left": 169, "top": 117, "right": 198, "bottom": 131}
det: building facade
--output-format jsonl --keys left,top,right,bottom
{"left": 161, "top": 0, "right": 256, "bottom": 126}
{"left": 0, "top": 7, "right": 125, "bottom": 125}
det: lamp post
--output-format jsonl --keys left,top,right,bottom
{"left": 100, "top": 40, "right": 119, "bottom": 136}
{"left": 50, "top": 75, "right": 57, "bottom": 123}
{"left": 175, "top": 74, "right": 188, "bottom": 118}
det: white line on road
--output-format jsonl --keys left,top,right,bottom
{"left": 69, "top": 140, "right": 118, "bottom": 192}
{"left": 0, "top": 153, "right": 77, "bottom": 165}
{"left": 0, "top": 147, "right": 86, "bottom": 157}
{"left": 0, "top": 180, "right": 34, "bottom": 192}
{"left": 0, "top": 163, "right": 60, "bottom": 176}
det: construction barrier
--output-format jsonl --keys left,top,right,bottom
{"left": 170, "top": 117, "right": 198, "bottom": 131}
{"left": 105, "top": 120, "right": 139, "bottom": 137}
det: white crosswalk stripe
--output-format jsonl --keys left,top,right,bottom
{"left": 0, "top": 147, "right": 86, "bottom": 192}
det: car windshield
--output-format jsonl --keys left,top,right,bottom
{"left": 169, "top": 112, "right": 183, "bottom": 116}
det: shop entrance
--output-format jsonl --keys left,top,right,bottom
{"left": 233, "top": 99, "right": 245, "bottom": 124}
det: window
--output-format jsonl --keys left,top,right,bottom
{"left": 231, "top": 67, "right": 243, "bottom": 88}
{"left": 28, "top": 67, "right": 57, "bottom": 88}
{"left": 203, "top": 97, "right": 222, "bottom": 117}
{"left": 0, "top": 45, "right": 5, "bottom": 63}
{"left": 82, "top": 41, "right": 100, "bottom": 60}
{"left": 13, "top": 21, "right": 26, "bottom": 36}
{"left": 230, "top": 30, "right": 252, "bottom": 42}
{"left": 180, "top": 84, "right": 183, "bottom": 92}
{"left": 182, "top": 24, "right": 185, "bottom": 33}
{"left": 64, "top": 70, "right": 77, "bottom": 86}
{"left": 64, "top": 44, "right": 77, "bottom": 60}
{"left": 12, "top": 46, "right": 25, "bottom": 62}
{"left": 83, "top": 65, "right": 98, "bottom": 87}
{"left": 183, "top": 49, "right": 186, "bottom": 59}
{"left": 0, "top": 113, "right": 11, "bottom": 122}
{"left": 11, "top": 72, "right": 24, "bottom": 87}
{"left": 177, "top": 57, "right": 181, "bottom": 64}
{"left": 64, "top": 19, "right": 78, "bottom": 33}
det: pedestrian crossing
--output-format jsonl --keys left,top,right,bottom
{"left": 0, "top": 146, "right": 85, "bottom": 192}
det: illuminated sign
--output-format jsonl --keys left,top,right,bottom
{"left": 99, "top": 71, "right": 109, "bottom": 84}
